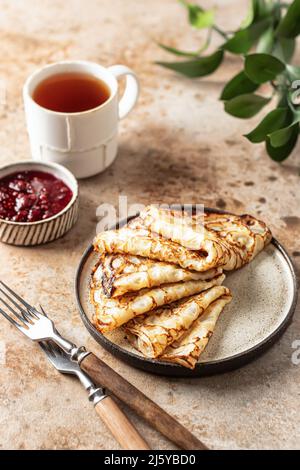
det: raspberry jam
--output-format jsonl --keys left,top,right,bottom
{"left": 0, "top": 170, "right": 73, "bottom": 222}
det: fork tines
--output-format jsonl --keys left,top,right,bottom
{"left": 40, "top": 341, "right": 61, "bottom": 357}
{"left": 0, "top": 280, "right": 39, "bottom": 328}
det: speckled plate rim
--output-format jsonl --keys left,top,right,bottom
{"left": 75, "top": 207, "right": 298, "bottom": 377}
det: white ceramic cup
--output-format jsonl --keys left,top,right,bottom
{"left": 23, "top": 60, "right": 139, "bottom": 178}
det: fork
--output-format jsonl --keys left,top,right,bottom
{"left": 0, "top": 280, "right": 86, "bottom": 360}
{"left": 0, "top": 280, "right": 208, "bottom": 450}
{"left": 0, "top": 280, "right": 149, "bottom": 450}
{"left": 39, "top": 341, "right": 149, "bottom": 449}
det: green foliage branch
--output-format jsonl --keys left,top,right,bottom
{"left": 157, "top": 0, "right": 300, "bottom": 161}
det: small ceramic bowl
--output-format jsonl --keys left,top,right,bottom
{"left": 0, "top": 160, "right": 79, "bottom": 246}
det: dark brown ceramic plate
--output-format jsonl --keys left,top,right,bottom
{"left": 75, "top": 207, "right": 298, "bottom": 377}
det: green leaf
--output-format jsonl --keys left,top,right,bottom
{"left": 241, "top": 0, "right": 275, "bottom": 28}
{"left": 220, "top": 71, "right": 258, "bottom": 101}
{"left": 257, "top": 0, "right": 278, "bottom": 18}
{"left": 241, "top": 0, "right": 258, "bottom": 28}
{"left": 224, "top": 93, "right": 270, "bottom": 119}
{"left": 179, "top": 1, "right": 214, "bottom": 29}
{"left": 189, "top": 7, "right": 214, "bottom": 29}
{"left": 266, "top": 123, "right": 299, "bottom": 161}
{"left": 267, "top": 110, "right": 300, "bottom": 147}
{"left": 223, "top": 18, "right": 271, "bottom": 54}
{"left": 223, "top": 29, "right": 253, "bottom": 54}
{"left": 157, "top": 43, "right": 198, "bottom": 58}
{"left": 268, "top": 125, "right": 294, "bottom": 147}
{"left": 272, "top": 37, "right": 296, "bottom": 63}
{"left": 156, "top": 49, "right": 223, "bottom": 78}
{"left": 256, "top": 27, "right": 274, "bottom": 54}
{"left": 245, "top": 108, "right": 290, "bottom": 143}
{"left": 277, "top": 0, "right": 300, "bottom": 38}
{"left": 244, "top": 53, "right": 285, "bottom": 84}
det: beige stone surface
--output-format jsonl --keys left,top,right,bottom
{"left": 0, "top": 0, "right": 299, "bottom": 450}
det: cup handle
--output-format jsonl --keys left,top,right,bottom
{"left": 108, "top": 65, "right": 139, "bottom": 120}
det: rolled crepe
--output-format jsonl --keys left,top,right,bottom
{"left": 93, "top": 253, "right": 223, "bottom": 297}
{"left": 161, "top": 293, "right": 232, "bottom": 369}
{"left": 124, "top": 285, "right": 230, "bottom": 358}
{"left": 135, "top": 205, "right": 272, "bottom": 270}
{"left": 203, "top": 212, "right": 272, "bottom": 263}
{"left": 91, "top": 273, "right": 225, "bottom": 333}
{"left": 93, "top": 227, "right": 221, "bottom": 272}
{"left": 129, "top": 205, "right": 206, "bottom": 250}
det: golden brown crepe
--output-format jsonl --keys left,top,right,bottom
{"left": 134, "top": 205, "right": 272, "bottom": 270}
{"left": 129, "top": 205, "right": 205, "bottom": 250}
{"left": 161, "top": 293, "right": 232, "bottom": 369}
{"left": 92, "top": 253, "right": 223, "bottom": 297}
{"left": 203, "top": 211, "right": 272, "bottom": 261}
{"left": 93, "top": 227, "right": 220, "bottom": 272}
{"left": 91, "top": 273, "right": 225, "bottom": 333}
{"left": 124, "top": 285, "right": 230, "bottom": 359}
{"left": 91, "top": 206, "right": 271, "bottom": 369}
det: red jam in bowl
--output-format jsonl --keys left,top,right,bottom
{"left": 0, "top": 170, "right": 73, "bottom": 222}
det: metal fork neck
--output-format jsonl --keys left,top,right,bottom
{"left": 70, "top": 346, "right": 90, "bottom": 363}
{"left": 51, "top": 332, "right": 74, "bottom": 353}
{"left": 76, "top": 366, "right": 106, "bottom": 406}
{"left": 88, "top": 387, "right": 107, "bottom": 406}
{"left": 51, "top": 332, "right": 89, "bottom": 363}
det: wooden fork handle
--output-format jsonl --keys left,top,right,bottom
{"left": 95, "top": 396, "right": 150, "bottom": 450}
{"left": 81, "top": 353, "right": 208, "bottom": 450}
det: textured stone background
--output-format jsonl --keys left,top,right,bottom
{"left": 0, "top": 0, "right": 299, "bottom": 450}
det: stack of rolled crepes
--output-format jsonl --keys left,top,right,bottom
{"left": 91, "top": 205, "right": 272, "bottom": 369}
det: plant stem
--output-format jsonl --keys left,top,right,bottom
{"left": 196, "top": 27, "right": 213, "bottom": 54}
{"left": 212, "top": 25, "right": 228, "bottom": 39}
